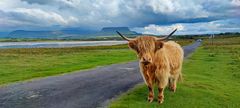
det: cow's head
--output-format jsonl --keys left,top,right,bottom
{"left": 116, "top": 29, "right": 177, "bottom": 65}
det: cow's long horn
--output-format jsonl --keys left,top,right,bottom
{"left": 157, "top": 28, "right": 177, "bottom": 41}
{"left": 116, "top": 31, "right": 133, "bottom": 41}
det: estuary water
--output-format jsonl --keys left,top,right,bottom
{"left": 0, "top": 41, "right": 127, "bottom": 49}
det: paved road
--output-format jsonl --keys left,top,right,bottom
{"left": 0, "top": 41, "right": 201, "bottom": 108}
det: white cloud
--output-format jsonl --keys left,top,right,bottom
{"left": 133, "top": 24, "right": 184, "bottom": 35}
{"left": 231, "top": 0, "right": 240, "bottom": 6}
{"left": 132, "top": 18, "right": 240, "bottom": 35}
{"left": 15, "top": 8, "right": 68, "bottom": 25}
{"left": 146, "top": 0, "right": 209, "bottom": 18}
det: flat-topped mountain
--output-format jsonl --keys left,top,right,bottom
{"left": 101, "top": 27, "right": 130, "bottom": 32}
{"left": 98, "top": 27, "right": 138, "bottom": 35}
{"left": 6, "top": 27, "right": 139, "bottom": 39}
{"left": 8, "top": 30, "right": 63, "bottom": 39}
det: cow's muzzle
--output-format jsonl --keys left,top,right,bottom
{"left": 141, "top": 57, "right": 152, "bottom": 65}
{"left": 141, "top": 61, "right": 151, "bottom": 65}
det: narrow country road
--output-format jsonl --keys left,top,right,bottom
{"left": 0, "top": 41, "right": 201, "bottom": 108}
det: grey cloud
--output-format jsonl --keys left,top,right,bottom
{"left": 0, "top": 0, "right": 239, "bottom": 34}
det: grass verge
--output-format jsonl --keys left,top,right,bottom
{"left": 109, "top": 37, "right": 240, "bottom": 108}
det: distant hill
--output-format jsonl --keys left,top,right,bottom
{"left": 6, "top": 27, "right": 139, "bottom": 39}
{"left": 93, "top": 27, "right": 139, "bottom": 36}
{"left": 8, "top": 30, "right": 64, "bottom": 39}
{"left": 7, "top": 29, "right": 95, "bottom": 39}
{"left": 101, "top": 27, "right": 137, "bottom": 34}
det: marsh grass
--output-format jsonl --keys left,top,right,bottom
{"left": 0, "top": 44, "right": 137, "bottom": 85}
{"left": 0, "top": 39, "right": 191, "bottom": 85}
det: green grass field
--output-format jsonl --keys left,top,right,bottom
{"left": 109, "top": 37, "right": 240, "bottom": 108}
{"left": 0, "top": 44, "right": 136, "bottom": 85}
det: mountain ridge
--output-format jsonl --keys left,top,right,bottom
{"left": 6, "top": 27, "right": 139, "bottom": 39}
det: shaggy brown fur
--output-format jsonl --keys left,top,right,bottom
{"left": 128, "top": 36, "right": 184, "bottom": 104}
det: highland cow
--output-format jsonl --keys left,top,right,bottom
{"left": 117, "top": 29, "right": 183, "bottom": 104}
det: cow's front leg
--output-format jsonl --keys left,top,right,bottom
{"left": 142, "top": 70, "right": 155, "bottom": 103}
{"left": 157, "top": 86, "right": 165, "bottom": 104}
{"left": 156, "top": 71, "right": 169, "bottom": 104}
{"left": 148, "top": 74, "right": 155, "bottom": 103}
{"left": 147, "top": 84, "right": 154, "bottom": 103}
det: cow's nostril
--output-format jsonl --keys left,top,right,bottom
{"left": 142, "top": 61, "right": 150, "bottom": 65}
{"left": 143, "top": 58, "right": 147, "bottom": 62}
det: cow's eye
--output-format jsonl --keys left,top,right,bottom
{"left": 135, "top": 48, "right": 140, "bottom": 53}
{"left": 137, "top": 53, "right": 142, "bottom": 58}
{"left": 155, "top": 41, "right": 163, "bottom": 52}
{"left": 128, "top": 41, "right": 138, "bottom": 51}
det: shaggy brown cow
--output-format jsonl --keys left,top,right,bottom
{"left": 117, "top": 29, "right": 183, "bottom": 104}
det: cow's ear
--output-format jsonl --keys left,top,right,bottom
{"left": 155, "top": 41, "right": 164, "bottom": 51}
{"left": 128, "top": 41, "right": 138, "bottom": 52}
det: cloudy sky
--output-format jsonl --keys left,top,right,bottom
{"left": 0, "top": 0, "right": 240, "bottom": 35}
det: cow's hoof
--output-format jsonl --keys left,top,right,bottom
{"left": 172, "top": 89, "right": 176, "bottom": 92}
{"left": 170, "top": 86, "right": 176, "bottom": 92}
{"left": 147, "top": 97, "right": 154, "bottom": 103}
{"left": 170, "top": 88, "right": 176, "bottom": 92}
{"left": 158, "top": 99, "right": 164, "bottom": 104}
{"left": 158, "top": 95, "right": 164, "bottom": 104}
